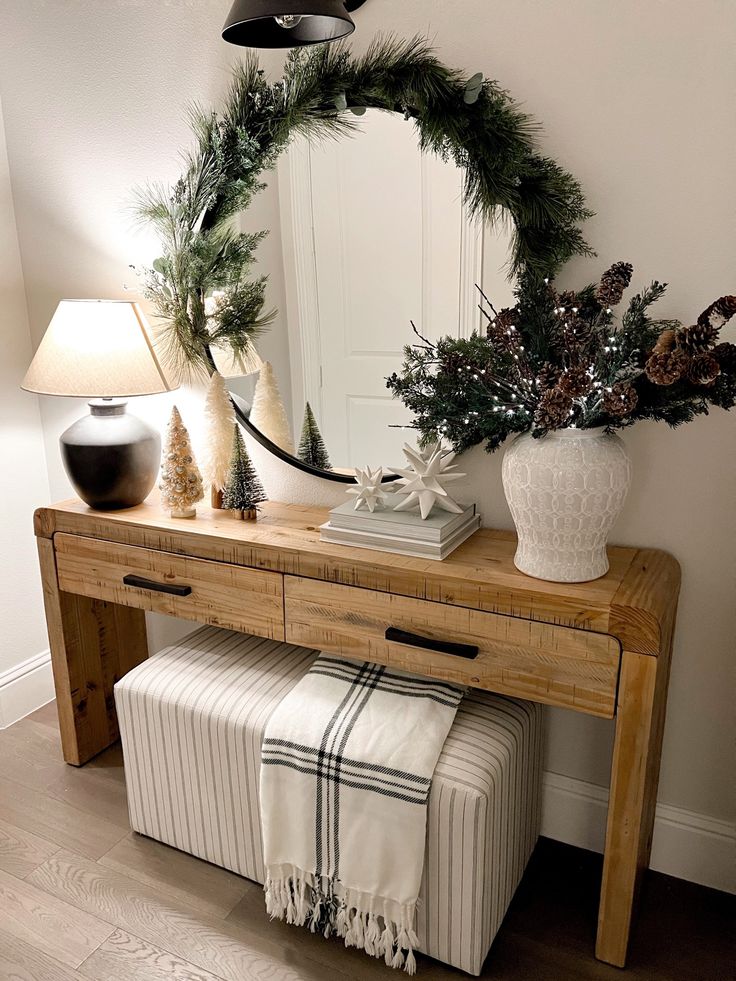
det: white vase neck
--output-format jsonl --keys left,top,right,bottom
{"left": 544, "top": 427, "right": 609, "bottom": 439}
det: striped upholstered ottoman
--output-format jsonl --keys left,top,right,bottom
{"left": 115, "top": 626, "right": 542, "bottom": 975}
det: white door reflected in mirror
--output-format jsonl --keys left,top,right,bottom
{"left": 235, "top": 109, "right": 515, "bottom": 474}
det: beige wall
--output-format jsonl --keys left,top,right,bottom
{"left": 1, "top": 0, "right": 733, "bottom": 873}
{"left": 0, "top": 96, "right": 53, "bottom": 718}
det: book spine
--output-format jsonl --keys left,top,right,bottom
{"left": 320, "top": 536, "right": 443, "bottom": 559}
{"left": 330, "top": 523, "right": 442, "bottom": 542}
{"left": 329, "top": 509, "right": 475, "bottom": 541}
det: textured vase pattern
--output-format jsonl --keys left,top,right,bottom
{"left": 502, "top": 428, "right": 631, "bottom": 583}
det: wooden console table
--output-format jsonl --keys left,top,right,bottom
{"left": 34, "top": 497, "right": 680, "bottom": 969}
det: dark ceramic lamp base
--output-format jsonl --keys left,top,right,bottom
{"left": 60, "top": 400, "right": 160, "bottom": 510}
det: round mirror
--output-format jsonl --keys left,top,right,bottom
{"left": 227, "top": 108, "right": 514, "bottom": 479}
{"left": 137, "top": 40, "right": 590, "bottom": 486}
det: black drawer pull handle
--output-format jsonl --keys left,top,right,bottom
{"left": 123, "top": 574, "right": 192, "bottom": 597}
{"left": 385, "top": 626, "right": 478, "bottom": 660}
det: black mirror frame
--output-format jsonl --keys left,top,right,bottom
{"left": 206, "top": 348, "right": 397, "bottom": 483}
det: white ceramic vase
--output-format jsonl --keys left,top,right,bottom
{"left": 501, "top": 427, "right": 631, "bottom": 583}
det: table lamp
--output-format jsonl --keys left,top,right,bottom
{"left": 22, "top": 299, "right": 176, "bottom": 510}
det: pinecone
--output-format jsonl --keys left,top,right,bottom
{"left": 686, "top": 353, "right": 721, "bottom": 387}
{"left": 652, "top": 328, "right": 677, "bottom": 354}
{"left": 595, "top": 261, "right": 633, "bottom": 307}
{"left": 562, "top": 313, "right": 593, "bottom": 348}
{"left": 556, "top": 290, "right": 579, "bottom": 311}
{"left": 535, "top": 361, "right": 560, "bottom": 391}
{"left": 487, "top": 307, "right": 517, "bottom": 338}
{"left": 676, "top": 322, "right": 719, "bottom": 353}
{"left": 712, "top": 341, "right": 736, "bottom": 375}
{"left": 534, "top": 386, "right": 573, "bottom": 430}
{"left": 645, "top": 348, "right": 689, "bottom": 385}
{"left": 558, "top": 364, "right": 593, "bottom": 397}
{"left": 603, "top": 382, "right": 638, "bottom": 418}
{"left": 697, "top": 295, "right": 736, "bottom": 330}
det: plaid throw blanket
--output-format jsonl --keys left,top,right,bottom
{"left": 260, "top": 654, "right": 464, "bottom": 974}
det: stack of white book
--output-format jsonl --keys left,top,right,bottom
{"left": 320, "top": 501, "right": 481, "bottom": 560}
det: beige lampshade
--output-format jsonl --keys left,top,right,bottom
{"left": 21, "top": 299, "right": 175, "bottom": 398}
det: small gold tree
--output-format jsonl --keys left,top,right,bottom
{"left": 159, "top": 406, "right": 204, "bottom": 518}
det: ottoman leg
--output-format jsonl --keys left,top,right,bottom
{"left": 596, "top": 645, "right": 674, "bottom": 967}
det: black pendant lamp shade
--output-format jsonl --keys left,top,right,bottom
{"left": 222, "top": 0, "right": 366, "bottom": 48}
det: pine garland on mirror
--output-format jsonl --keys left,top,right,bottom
{"left": 133, "top": 35, "right": 592, "bottom": 378}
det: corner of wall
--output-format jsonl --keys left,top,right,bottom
{"left": 0, "top": 94, "right": 54, "bottom": 722}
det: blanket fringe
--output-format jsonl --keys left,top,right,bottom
{"left": 265, "top": 874, "right": 418, "bottom": 973}
{"left": 381, "top": 918, "right": 396, "bottom": 966}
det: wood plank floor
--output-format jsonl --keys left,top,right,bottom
{"left": 0, "top": 700, "right": 732, "bottom": 981}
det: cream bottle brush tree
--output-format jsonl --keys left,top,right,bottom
{"left": 250, "top": 361, "right": 294, "bottom": 455}
{"left": 159, "top": 406, "right": 204, "bottom": 518}
{"left": 203, "top": 370, "right": 236, "bottom": 508}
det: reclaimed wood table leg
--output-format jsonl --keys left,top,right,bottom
{"left": 596, "top": 636, "right": 675, "bottom": 966}
{"left": 37, "top": 537, "right": 149, "bottom": 765}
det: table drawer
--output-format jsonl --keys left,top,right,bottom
{"left": 55, "top": 533, "right": 284, "bottom": 641}
{"left": 284, "top": 577, "right": 620, "bottom": 718}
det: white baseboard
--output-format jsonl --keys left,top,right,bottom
{"left": 0, "top": 649, "right": 54, "bottom": 729}
{"left": 541, "top": 770, "right": 736, "bottom": 894}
